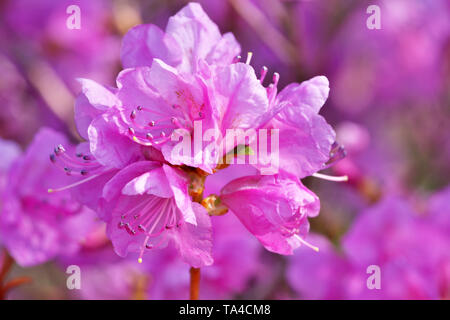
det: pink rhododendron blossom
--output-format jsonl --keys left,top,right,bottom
{"left": 220, "top": 174, "right": 320, "bottom": 255}
{"left": 257, "top": 75, "right": 340, "bottom": 178}
{"left": 0, "top": 128, "right": 97, "bottom": 267}
{"left": 62, "top": 240, "right": 144, "bottom": 300}
{"left": 2, "top": 0, "right": 120, "bottom": 93}
{"left": 74, "top": 79, "right": 142, "bottom": 169}
{"left": 47, "top": 2, "right": 341, "bottom": 266}
{"left": 76, "top": 3, "right": 337, "bottom": 177}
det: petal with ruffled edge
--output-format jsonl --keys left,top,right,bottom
{"left": 122, "top": 166, "right": 173, "bottom": 198}
{"left": 102, "top": 161, "right": 161, "bottom": 203}
{"left": 205, "top": 32, "right": 241, "bottom": 67}
{"left": 210, "top": 63, "right": 269, "bottom": 131}
{"left": 276, "top": 76, "right": 330, "bottom": 114}
{"left": 262, "top": 103, "right": 335, "bottom": 178}
{"left": 75, "top": 79, "right": 119, "bottom": 139}
{"left": 166, "top": 3, "right": 222, "bottom": 73}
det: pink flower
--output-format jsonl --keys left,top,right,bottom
{"left": 0, "top": 128, "right": 97, "bottom": 267}
{"left": 74, "top": 79, "right": 142, "bottom": 169}
{"left": 74, "top": 2, "right": 339, "bottom": 178}
{"left": 72, "top": 3, "right": 269, "bottom": 173}
{"left": 54, "top": 2, "right": 342, "bottom": 263}
{"left": 100, "top": 161, "right": 213, "bottom": 267}
{"left": 121, "top": 2, "right": 241, "bottom": 74}
{"left": 220, "top": 173, "right": 320, "bottom": 255}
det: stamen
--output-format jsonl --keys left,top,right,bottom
{"left": 135, "top": 200, "right": 172, "bottom": 263}
{"left": 260, "top": 66, "right": 268, "bottom": 83}
{"left": 324, "top": 142, "right": 347, "bottom": 169}
{"left": 245, "top": 52, "right": 253, "bottom": 65}
{"left": 48, "top": 172, "right": 105, "bottom": 193}
{"left": 272, "top": 72, "right": 280, "bottom": 87}
{"left": 312, "top": 172, "right": 348, "bottom": 182}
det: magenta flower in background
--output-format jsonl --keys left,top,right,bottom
{"left": 68, "top": 213, "right": 261, "bottom": 300}
{"left": 0, "top": 54, "right": 65, "bottom": 146}
{"left": 287, "top": 190, "right": 450, "bottom": 300}
{"left": 1, "top": 0, "right": 120, "bottom": 91}
{"left": 61, "top": 2, "right": 341, "bottom": 264}
{"left": 293, "top": 0, "right": 450, "bottom": 113}
{"left": 140, "top": 213, "right": 261, "bottom": 299}
{"left": 0, "top": 128, "right": 97, "bottom": 267}
{"left": 342, "top": 196, "right": 450, "bottom": 299}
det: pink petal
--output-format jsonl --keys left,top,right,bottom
{"left": 171, "top": 202, "right": 213, "bottom": 267}
{"left": 102, "top": 161, "right": 161, "bottom": 202}
{"left": 87, "top": 109, "right": 141, "bottom": 168}
{"left": 122, "top": 166, "right": 173, "bottom": 198}
{"left": 120, "top": 24, "right": 181, "bottom": 68}
{"left": 75, "top": 79, "right": 119, "bottom": 139}
{"left": 277, "top": 76, "right": 330, "bottom": 113}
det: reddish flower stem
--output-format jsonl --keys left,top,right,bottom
{"left": 186, "top": 167, "right": 208, "bottom": 300}
{"left": 189, "top": 267, "right": 200, "bottom": 300}
{"left": 0, "top": 276, "right": 32, "bottom": 300}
